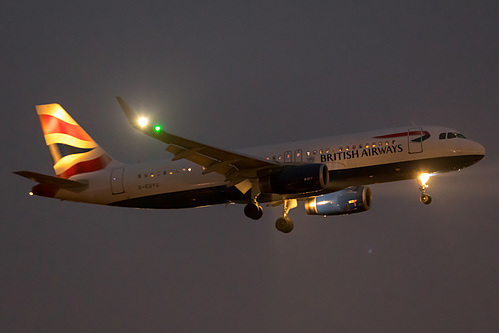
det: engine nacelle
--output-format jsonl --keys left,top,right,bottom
{"left": 259, "top": 164, "right": 329, "bottom": 195}
{"left": 305, "top": 186, "right": 372, "bottom": 216}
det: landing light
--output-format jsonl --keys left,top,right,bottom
{"left": 138, "top": 117, "right": 148, "bottom": 128}
{"left": 419, "top": 173, "right": 430, "bottom": 186}
{"left": 29, "top": 191, "right": 34, "bottom": 196}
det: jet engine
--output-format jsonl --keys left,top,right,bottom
{"left": 259, "top": 164, "right": 329, "bottom": 195}
{"left": 305, "top": 186, "right": 372, "bottom": 216}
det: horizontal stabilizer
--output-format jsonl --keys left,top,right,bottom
{"left": 13, "top": 171, "right": 88, "bottom": 192}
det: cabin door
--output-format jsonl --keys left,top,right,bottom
{"left": 408, "top": 128, "right": 423, "bottom": 154}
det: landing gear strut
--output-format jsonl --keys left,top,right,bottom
{"left": 418, "top": 173, "right": 432, "bottom": 205}
{"left": 275, "top": 199, "right": 297, "bottom": 233}
{"left": 244, "top": 180, "right": 263, "bottom": 220}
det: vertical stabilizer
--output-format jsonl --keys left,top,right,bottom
{"left": 36, "top": 104, "right": 113, "bottom": 179}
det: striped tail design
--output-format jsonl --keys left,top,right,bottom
{"left": 36, "top": 104, "right": 113, "bottom": 179}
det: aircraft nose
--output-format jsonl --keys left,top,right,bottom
{"left": 474, "top": 141, "right": 486, "bottom": 157}
{"left": 468, "top": 140, "right": 486, "bottom": 165}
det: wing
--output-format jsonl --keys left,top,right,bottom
{"left": 116, "top": 97, "right": 278, "bottom": 190}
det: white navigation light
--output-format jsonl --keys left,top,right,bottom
{"left": 138, "top": 117, "right": 148, "bottom": 128}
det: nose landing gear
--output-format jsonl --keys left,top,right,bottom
{"left": 419, "top": 173, "right": 432, "bottom": 205}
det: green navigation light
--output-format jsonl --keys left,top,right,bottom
{"left": 154, "top": 125, "right": 162, "bottom": 132}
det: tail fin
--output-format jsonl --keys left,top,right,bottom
{"left": 36, "top": 104, "right": 113, "bottom": 179}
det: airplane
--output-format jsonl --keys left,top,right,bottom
{"left": 14, "top": 97, "right": 486, "bottom": 233}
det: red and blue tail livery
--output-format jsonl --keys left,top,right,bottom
{"left": 36, "top": 104, "right": 112, "bottom": 179}
{"left": 15, "top": 97, "right": 485, "bottom": 233}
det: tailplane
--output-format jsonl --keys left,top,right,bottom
{"left": 36, "top": 104, "right": 114, "bottom": 179}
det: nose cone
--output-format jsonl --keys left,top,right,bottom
{"left": 467, "top": 140, "right": 485, "bottom": 165}
{"left": 472, "top": 140, "right": 486, "bottom": 157}
{"left": 478, "top": 143, "right": 486, "bottom": 156}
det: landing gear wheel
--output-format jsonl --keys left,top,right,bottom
{"left": 275, "top": 217, "right": 294, "bottom": 233}
{"left": 244, "top": 203, "right": 263, "bottom": 220}
{"left": 420, "top": 193, "right": 432, "bottom": 205}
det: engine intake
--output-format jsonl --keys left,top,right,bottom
{"left": 260, "top": 164, "right": 329, "bottom": 195}
{"left": 305, "top": 186, "right": 372, "bottom": 216}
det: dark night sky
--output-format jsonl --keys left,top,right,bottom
{"left": 2, "top": 1, "right": 499, "bottom": 332}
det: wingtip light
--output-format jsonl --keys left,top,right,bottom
{"left": 138, "top": 117, "right": 148, "bottom": 128}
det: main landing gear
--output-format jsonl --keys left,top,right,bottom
{"left": 244, "top": 181, "right": 264, "bottom": 220}
{"left": 243, "top": 181, "right": 297, "bottom": 233}
{"left": 244, "top": 203, "right": 263, "bottom": 220}
{"left": 418, "top": 173, "right": 432, "bottom": 205}
{"left": 275, "top": 199, "right": 297, "bottom": 233}
{"left": 243, "top": 199, "right": 297, "bottom": 233}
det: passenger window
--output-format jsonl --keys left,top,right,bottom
{"left": 294, "top": 149, "right": 302, "bottom": 162}
{"left": 447, "top": 132, "right": 456, "bottom": 139}
{"left": 439, "top": 133, "right": 446, "bottom": 140}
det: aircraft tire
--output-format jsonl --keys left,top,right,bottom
{"left": 420, "top": 193, "right": 432, "bottom": 205}
{"left": 244, "top": 203, "right": 263, "bottom": 220}
{"left": 275, "top": 217, "right": 294, "bottom": 233}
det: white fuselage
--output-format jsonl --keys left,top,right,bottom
{"left": 55, "top": 125, "right": 485, "bottom": 208}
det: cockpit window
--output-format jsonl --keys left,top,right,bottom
{"left": 441, "top": 132, "right": 467, "bottom": 140}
